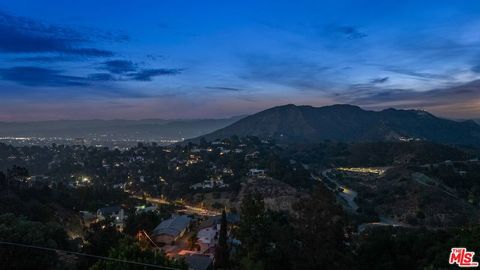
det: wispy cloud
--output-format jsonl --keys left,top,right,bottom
{"left": 128, "top": 68, "right": 183, "bottom": 81}
{"left": 385, "top": 67, "right": 451, "bottom": 80}
{"left": 0, "top": 10, "right": 117, "bottom": 57}
{"left": 0, "top": 65, "right": 183, "bottom": 86}
{"left": 99, "top": 60, "right": 137, "bottom": 74}
{"left": 13, "top": 55, "right": 79, "bottom": 62}
{"left": 333, "top": 80, "right": 480, "bottom": 117}
{"left": 370, "top": 77, "right": 389, "bottom": 84}
{"left": 326, "top": 24, "right": 367, "bottom": 39}
{"left": 205, "top": 86, "right": 244, "bottom": 92}
{"left": 87, "top": 73, "right": 117, "bottom": 81}
{"left": 471, "top": 64, "right": 480, "bottom": 73}
{"left": 0, "top": 66, "right": 88, "bottom": 87}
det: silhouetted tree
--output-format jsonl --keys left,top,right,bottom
{"left": 215, "top": 210, "right": 229, "bottom": 269}
{"left": 0, "top": 213, "right": 69, "bottom": 269}
{"left": 124, "top": 211, "right": 161, "bottom": 236}
{"left": 89, "top": 238, "right": 187, "bottom": 270}
{"left": 0, "top": 171, "right": 6, "bottom": 188}
{"left": 291, "top": 186, "right": 352, "bottom": 270}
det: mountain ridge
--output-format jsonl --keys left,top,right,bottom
{"left": 192, "top": 104, "right": 480, "bottom": 146}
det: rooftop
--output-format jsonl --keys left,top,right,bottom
{"left": 152, "top": 215, "right": 191, "bottom": 237}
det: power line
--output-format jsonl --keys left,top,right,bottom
{"left": 0, "top": 241, "right": 181, "bottom": 270}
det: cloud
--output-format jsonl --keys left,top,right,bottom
{"left": 68, "top": 48, "right": 113, "bottom": 57}
{"left": 384, "top": 67, "right": 451, "bottom": 80}
{"left": 370, "top": 77, "right": 389, "bottom": 84}
{"left": 471, "top": 64, "right": 480, "bottom": 73}
{"left": 333, "top": 80, "right": 480, "bottom": 117}
{"left": 128, "top": 68, "right": 183, "bottom": 81}
{"left": 87, "top": 73, "right": 117, "bottom": 81}
{"left": 0, "top": 67, "right": 160, "bottom": 100}
{"left": 100, "top": 60, "right": 137, "bottom": 74}
{"left": 146, "top": 54, "right": 164, "bottom": 61}
{"left": 0, "top": 66, "right": 88, "bottom": 87}
{"left": 0, "top": 10, "right": 116, "bottom": 57}
{"left": 205, "top": 86, "right": 244, "bottom": 91}
{"left": 13, "top": 55, "right": 79, "bottom": 62}
{"left": 0, "top": 65, "right": 183, "bottom": 87}
{"left": 327, "top": 25, "right": 367, "bottom": 39}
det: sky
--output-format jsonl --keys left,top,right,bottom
{"left": 1, "top": 0, "right": 480, "bottom": 121}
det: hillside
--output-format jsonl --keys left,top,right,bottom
{"left": 195, "top": 104, "right": 480, "bottom": 146}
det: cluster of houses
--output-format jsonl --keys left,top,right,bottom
{"left": 79, "top": 202, "right": 238, "bottom": 270}
{"left": 190, "top": 178, "right": 229, "bottom": 190}
{"left": 80, "top": 206, "right": 127, "bottom": 231}
{"left": 149, "top": 213, "right": 239, "bottom": 270}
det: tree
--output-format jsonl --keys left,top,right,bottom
{"left": 0, "top": 171, "right": 6, "bottom": 188}
{"left": 79, "top": 219, "right": 123, "bottom": 268}
{"left": 291, "top": 186, "right": 352, "bottom": 270}
{"left": 188, "top": 232, "right": 199, "bottom": 251}
{"left": 236, "top": 193, "right": 280, "bottom": 269}
{"left": 124, "top": 211, "right": 161, "bottom": 236}
{"left": 89, "top": 238, "right": 187, "bottom": 270}
{"left": 0, "top": 213, "right": 69, "bottom": 270}
{"left": 236, "top": 194, "right": 294, "bottom": 270}
{"left": 237, "top": 193, "right": 269, "bottom": 261}
{"left": 7, "top": 165, "right": 29, "bottom": 180}
{"left": 215, "top": 210, "right": 229, "bottom": 269}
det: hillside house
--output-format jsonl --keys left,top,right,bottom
{"left": 97, "top": 206, "right": 126, "bottom": 231}
{"left": 151, "top": 215, "right": 191, "bottom": 244}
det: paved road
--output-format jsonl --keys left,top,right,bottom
{"left": 130, "top": 194, "right": 220, "bottom": 216}
{"left": 358, "top": 216, "right": 409, "bottom": 232}
{"left": 313, "top": 169, "right": 409, "bottom": 232}
{"left": 314, "top": 169, "right": 359, "bottom": 212}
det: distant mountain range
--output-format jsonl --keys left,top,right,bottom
{"left": 194, "top": 104, "right": 480, "bottom": 146}
{"left": 0, "top": 117, "right": 243, "bottom": 142}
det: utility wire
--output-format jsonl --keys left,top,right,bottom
{"left": 0, "top": 241, "right": 181, "bottom": 270}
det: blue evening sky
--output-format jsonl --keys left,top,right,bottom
{"left": 0, "top": 0, "right": 480, "bottom": 120}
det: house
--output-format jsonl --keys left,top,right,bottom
{"left": 185, "top": 254, "right": 213, "bottom": 270}
{"left": 135, "top": 205, "right": 158, "bottom": 214}
{"left": 197, "top": 216, "right": 221, "bottom": 252}
{"left": 245, "top": 151, "right": 259, "bottom": 160}
{"left": 79, "top": 211, "right": 97, "bottom": 228}
{"left": 25, "top": 175, "right": 50, "bottom": 187}
{"left": 151, "top": 215, "right": 191, "bottom": 244}
{"left": 97, "top": 206, "right": 126, "bottom": 231}
{"left": 190, "top": 183, "right": 204, "bottom": 190}
{"left": 211, "top": 141, "right": 227, "bottom": 145}
{"left": 197, "top": 225, "right": 218, "bottom": 252}
{"left": 222, "top": 168, "right": 234, "bottom": 175}
{"left": 189, "top": 179, "right": 229, "bottom": 190}
{"left": 248, "top": 169, "right": 267, "bottom": 178}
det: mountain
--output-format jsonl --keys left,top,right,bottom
{"left": 193, "top": 104, "right": 480, "bottom": 146}
{"left": 0, "top": 116, "right": 243, "bottom": 142}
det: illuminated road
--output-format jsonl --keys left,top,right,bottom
{"left": 313, "top": 171, "right": 406, "bottom": 231}
{"left": 130, "top": 194, "right": 220, "bottom": 216}
{"left": 311, "top": 169, "right": 359, "bottom": 212}
{"left": 358, "top": 216, "right": 409, "bottom": 232}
